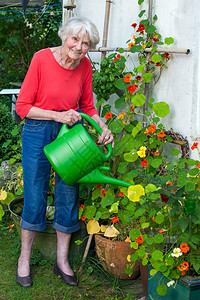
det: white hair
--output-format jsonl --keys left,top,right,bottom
{"left": 58, "top": 17, "right": 100, "bottom": 49}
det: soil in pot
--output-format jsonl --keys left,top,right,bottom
{"left": 95, "top": 234, "right": 140, "bottom": 280}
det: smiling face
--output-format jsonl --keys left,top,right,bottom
{"left": 63, "top": 31, "right": 90, "bottom": 61}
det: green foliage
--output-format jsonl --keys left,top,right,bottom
{"left": 0, "top": 1, "right": 61, "bottom": 89}
{"left": 0, "top": 103, "right": 22, "bottom": 163}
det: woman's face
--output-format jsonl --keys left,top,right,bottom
{"left": 63, "top": 31, "right": 90, "bottom": 61}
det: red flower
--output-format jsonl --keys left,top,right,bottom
{"left": 128, "top": 85, "right": 136, "bottom": 93}
{"left": 96, "top": 184, "right": 102, "bottom": 189}
{"left": 79, "top": 204, "right": 85, "bottom": 209}
{"left": 117, "top": 54, "right": 121, "bottom": 58}
{"left": 153, "top": 37, "right": 159, "bottom": 42}
{"left": 144, "top": 129, "right": 150, "bottom": 135}
{"left": 81, "top": 216, "right": 86, "bottom": 221}
{"left": 180, "top": 243, "right": 190, "bottom": 253}
{"left": 137, "top": 24, "right": 145, "bottom": 32}
{"left": 114, "top": 57, "right": 118, "bottom": 62}
{"left": 105, "top": 112, "right": 112, "bottom": 120}
{"left": 100, "top": 189, "right": 107, "bottom": 198}
{"left": 9, "top": 224, "right": 14, "bottom": 229}
{"left": 118, "top": 192, "right": 124, "bottom": 197}
{"left": 130, "top": 106, "right": 135, "bottom": 112}
{"left": 141, "top": 159, "right": 148, "bottom": 167}
{"left": 164, "top": 52, "right": 170, "bottom": 60}
{"left": 191, "top": 142, "right": 198, "bottom": 150}
{"left": 112, "top": 216, "right": 119, "bottom": 224}
{"left": 124, "top": 75, "right": 131, "bottom": 83}
{"left": 135, "top": 235, "right": 144, "bottom": 244}
{"left": 198, "top": 163, "right": 200, "bottom": 169}
{"left": 136, "top": 75, "right": 141, "bottom": 80}
{"left": 131, "top": 23, "right": 137, "bottom": 28}
{"left": 150, "top": 60, "right": 155, "bottom": 64}
{"left": 156, "top": 62, "right": 162, "bottom": 67}
{"left": 166, "top": 182, "right": 174, "bottom": 187}
{"left": 159, "top": 229, "right": 165, "bottom": 234}
{"left": 157, "top": 131, "right": 166, "bottom": 138}
{"left": 161, "top": 194, "right": 169, "bottom": 203}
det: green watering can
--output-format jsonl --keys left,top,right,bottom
{"left": 44, "top": 113, "right": 132, "bottom": 188}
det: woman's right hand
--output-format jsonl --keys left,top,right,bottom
{"left": 54, "top": 109, "right": 82, "bottom": 125}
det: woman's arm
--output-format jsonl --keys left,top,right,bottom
{"left": 26, "top": 107, "right": 82, "bottom": 126}
{"left": 91, "top": 114, "right": 114, "bottom": 147}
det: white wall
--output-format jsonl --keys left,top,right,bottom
{"left": 63, "top": 0, "right": 200, "bottom": 158}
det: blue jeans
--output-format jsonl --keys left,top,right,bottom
{"left": 21, "top": 118, "right": 81, "bottom": 233}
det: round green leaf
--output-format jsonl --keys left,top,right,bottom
{"left": 155, "top": 213, "right": 164, "bottom": 224}
{"left": 130, "top": 45, "right": 142, "bottom": 53}
{"left": 137, "top": 65, "right": 145, "bottom": 73}
{"left": 114, "top": 78, "right": 127, "bottom": 90}
{"left": 109, "top": 120, "right": 124, "bottom": 134}
{"left": 131, "top": 94, "right": 146, "bottom": 106}
{"left": 189, "top": 168, "right": 199, "bottom": 177}
{"left": 154, "top": 233, "right": 164, "bottom": 244}
{"left": 156, "top": 284, "right": 167, "bottom": 296}
{"left": 152, "top": 250, "right": 163, "bottom": 261}
{"left": 164, "top": 37, "right": 174, "bottom": 45}
{"left": 170, "top": 149, "right": 180, "bottom": 156}
{"left": 124, "top": 151, "right": 138, "bottom": 162}
{"left": 150, "top": 158, "right": 162, "bottom": 168}
{"left": 142, "top": 73, "right": 152, "bottom": 83}
{"left": 152, "top": 102, "right": 170, "bottom": 118}
{"left": 185, "top": 182, "right": 196, "bottom": 191}
{"left": 145, "top": 25, "right": 157, "bottom": 34}
{"left": 84, "top": 206, "right": 96, "bottom": 219}
{"left": 150, "top": 269, "right": 157, "bottom": 276}
{"left": 151, "top": 54, "right": 162, "bottom": 63}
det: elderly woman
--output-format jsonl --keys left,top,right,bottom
{"left": 15, "top": 16, "right": 114, "bottom": 288}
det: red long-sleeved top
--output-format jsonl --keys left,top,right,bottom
{"left": 15, "top": 48, "right": 98, "bottom": 119}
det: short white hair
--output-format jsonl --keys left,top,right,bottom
{"left": 58, "top": 17, "right": 100, "bottom": 49}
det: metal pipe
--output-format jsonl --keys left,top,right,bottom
{"left": 89, "top": 47, "right": 190, "bottom": 54}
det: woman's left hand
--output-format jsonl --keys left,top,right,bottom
{"left": 98, "top": 127, "right": 114, "bottom": 148}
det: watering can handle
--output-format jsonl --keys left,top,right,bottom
{"left": 80, "top": 112, "right": 113, "bottom": 160}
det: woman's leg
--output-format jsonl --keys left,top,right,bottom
{"left": 56, "top": 231, "right": 74, "bottom": 276}
{"left": 17, "top": 229, "right": 37, "bottom": 277}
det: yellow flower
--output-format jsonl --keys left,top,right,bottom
{"left": 117, "top": 112, "right": 126, "bottom": 120}
{"left": 137, "top": 146, "right": 147, "bottom": 158}
{"left": 0, "top": 189, "right": 7, "bottom": 201}
{"left": 127, "top": 255, "right": 131, "bottom": 262}
{"left": 142, "top": 44, "right": 146, "bottom": 49}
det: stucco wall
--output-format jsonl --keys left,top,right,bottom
{"left": 63, "top": 0, "right": 200, "bottom": 158}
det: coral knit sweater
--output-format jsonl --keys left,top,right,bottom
{"left": 15, "top": 48, "right": 98, "bottom": 120}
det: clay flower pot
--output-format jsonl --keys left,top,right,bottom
{"left": 95, "top": 234, "right": 140, "bottom": 280}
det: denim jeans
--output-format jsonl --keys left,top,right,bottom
{"left": 21, "top": 118, "right": 81, "bottom": 233}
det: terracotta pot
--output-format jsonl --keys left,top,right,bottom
{"left": 95, "top": 234, "right": 140, "bottom": 280}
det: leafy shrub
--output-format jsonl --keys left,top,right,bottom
{"left": 0, "top": 103, "right": 22, "bottom": 163}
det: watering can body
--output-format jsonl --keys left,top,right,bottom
{"left": 44, "top": 113, "right": 113, "bottom": 186}
{"left": 44, "top": 113, "right": 132, "bottom": 188}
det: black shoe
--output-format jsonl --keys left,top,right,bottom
{"left": 53, "top": 262, "right": 78, "bottom": 286}
{"left": 16, "top": 271, "right": 33, "bottom": 288}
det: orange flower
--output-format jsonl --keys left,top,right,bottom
{"left": 81, "top": 216, "right": 86, "bottom": 221}
{"left": 180, "top": 243, "right": 190, "bottom": 253}
{"left": 159, "top": 229, "right": 167, "bottom": 234}
{"left": 198, "top": 163, "right": 200, "bottom": 169}
{"left": 124, "top": 75, "right": 131, "bottom": 82}
{"left": 177, "top": 266, "right": 185, "bottom": 275}
{"left": 153, "top": 151, "right": 160, "bottom": 156}
{"left": 128, "top": 42, "right": 135, "bottom": 49}
{"left": 157, "top": 131, "right": 166, "bottom": 138}
{"left": 118, "top": 192, "right": 124, "bottom": 197}
{"left": 125, "top": 237, "right": 131, "bottom": 243}
{"left": 112, "top": 216, "right": 119, "bottom": 224}
{"left": 128, "top": 85, "right": 136, "bottom": 93}
{"left": 105, "top": 112, "right": 112, "bottom": 120}
{"left": 135, "top": 235, "right": 144, "bottom": 244}
{"left": 9, "top": 224, "right": 14, "bottom": 229}
{"left": 144, "top": 129, "right": 150, "bottom": 135}
{"left": 141, "top": 159, "right": 148, "bottom": 167}
{"left": 191, "top": 142, "right": 198, "bottom": 150}
{"left": 181, "top": 262, "right": 189, "bottom": 271}
{"left": 148, "top": 124, "right": 156, "bottom": 133}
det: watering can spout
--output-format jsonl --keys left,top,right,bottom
{"left": 77, "top": 167, "right": 132, "bottom": 188}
